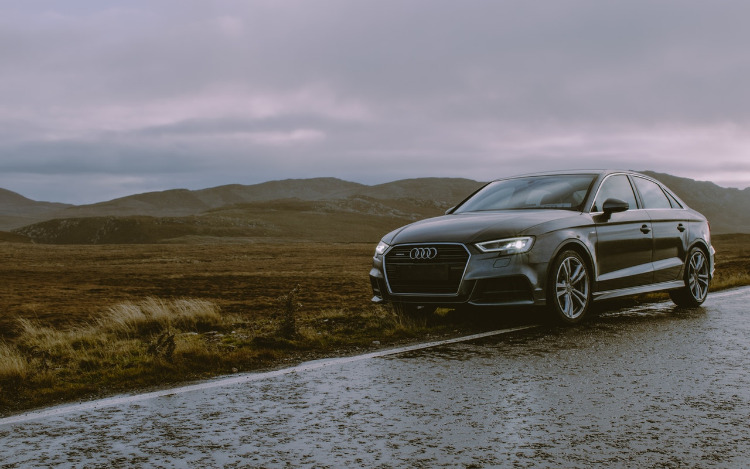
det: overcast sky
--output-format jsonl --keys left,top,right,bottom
{"left": 1, "top": 1, "right": 749, "bottom": 204}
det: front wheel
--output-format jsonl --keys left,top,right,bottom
{"left": 669, "top": 247, "right": 710, "bottom": 307}
{"left": 548, "top": 250, "right": 592, "bottom": 324}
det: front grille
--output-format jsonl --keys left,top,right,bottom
{"left": 384, "top": 244, "right": 470, "bottom": 294}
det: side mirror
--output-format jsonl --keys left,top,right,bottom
{"left": 602, "top": 198, "right": 629, "bottom": 215}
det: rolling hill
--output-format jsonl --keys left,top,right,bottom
{"left": 0, "top": 188, "right": 72, "bottom": 231}
{"left": 56, "top": 178, "right": 371, "bottom": 220}
{"left": 0, "top": 177, "right": 482, "bottom": 230}
{"left": 11, "top": 196, "right": 459, "bottom": 244}
{"left": 3, "top": 173, "right": 749, "bottom": 244}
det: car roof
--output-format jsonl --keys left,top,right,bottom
{"left": 489, "top": 169, "right": 666, "bottom": 182}
{"left": 486, "top": 169, "right": 688, "bottom": 209}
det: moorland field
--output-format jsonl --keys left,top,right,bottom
{"left": 0, "top": 242, "right": 374, "bottom": 332}
{"left": 1, "top": 234, "right": 749, "bottom": 414}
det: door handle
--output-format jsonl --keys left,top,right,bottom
{"left": 640, "top": 224, "right": 651, "bottom": 234}
{"left": 677, "top": 223, "right": 686, "bottom": 232}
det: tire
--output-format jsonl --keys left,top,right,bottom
{"left": 669, "top": 247, "right": 710, "bottom": 307}
{"left": 548, "top": 250, "right": 592, "bottom": 324}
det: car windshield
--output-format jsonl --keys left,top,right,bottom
{"left": 454, "top": 174, "right": 596, "bottom": 213}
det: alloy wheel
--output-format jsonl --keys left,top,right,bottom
{"left": 687, "top": 250, "right": 710, "bottom": 302}
{"left": 555, "top": 255, "right": 589, "bottom": 320}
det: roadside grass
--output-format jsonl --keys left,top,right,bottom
{"left": 0, "top": 296, "right": 436, "bottom": 414}
{"left": 99, "top": 297, "right": 223, "bottom": 337}
{"left": 710, "top": 234, "right": 750, "bottom": 290}
{"left": 711, "top": 270, "right": 750, "bottom": 290}
{"left": 0, "top": 343, "right": 28, "bottom": 383}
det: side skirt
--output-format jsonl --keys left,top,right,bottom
{"left": 593, "top": 280, "right": 685, "bottom": 302}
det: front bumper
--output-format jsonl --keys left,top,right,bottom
{"left": 370, "top": 243, "right": 549, "bottom": 307}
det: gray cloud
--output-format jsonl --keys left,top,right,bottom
{"left": 1, "top": 0, "right": 750, "bottom": 204}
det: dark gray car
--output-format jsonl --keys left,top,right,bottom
{"left": 369, "top": 170, "right": 715, "bottom": 323}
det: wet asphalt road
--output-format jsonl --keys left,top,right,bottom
{"left": 1, "top": 287, "right": 749, "bottom": 468}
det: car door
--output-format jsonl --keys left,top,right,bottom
{"left": 631, "top": 176, "right": 689, "bottom": 283}
{"left": 591, "top": 174, "right": 654, "bottom": 291}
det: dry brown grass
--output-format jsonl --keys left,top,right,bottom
{"left": 99, "top": 298, "right": 223, "bottom": 337}
{"left": 1, "top": 297, "right": 248, "bottom": 410}
{"left": 712, "top": 271, "right": 750, "bottom": 290}
{"left": 0, "top": 343, "right": 28, "bottom": 382}
{"left": 0, "top": 242, "right": 376, "bottom": 336}
{"left": 711, "top": 234, "right": 750, "bottom": 290}
{"left": 2, "top": 298, "right": 230, "bottom": 395}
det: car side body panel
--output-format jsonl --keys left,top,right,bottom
{"left": 647, "top": 208, "right": 691, "bottom": 283}
{"left": 592, "top": 210, "right": 654, "bottom": 290}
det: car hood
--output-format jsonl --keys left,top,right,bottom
{"left": 385, "top": 210, "right": 583, "bottom": 245}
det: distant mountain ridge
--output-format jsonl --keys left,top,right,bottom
{"left": 0, "top": 177, "right": 481, "bottom": 232}
{"left": 0, "top": 188, "right": 72, "bottom": 231}
{"left": 0, "top": 188, "right": 72, "bottom": 214}
{"left": 2, "top": 173, "right": 749, "bottom": 243}
{"left": 59, "top": 178, "right": 370, "bottom": 219}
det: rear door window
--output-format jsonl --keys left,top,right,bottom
{"left": 633, "top": 177, "right": 672, "bottom": 209}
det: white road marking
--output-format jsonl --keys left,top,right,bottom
{"left": 0, "top": 325, "right": 537, "bottom": 426}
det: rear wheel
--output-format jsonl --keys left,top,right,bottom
{"left": 548, "top": 250, "right": 592, "bottom": 324}
{"left": 669, "top": 247, "right": 710, "bottom": 307}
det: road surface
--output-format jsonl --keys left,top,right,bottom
{"left": 1, "top": 287, "right": 749, "bottom": 467}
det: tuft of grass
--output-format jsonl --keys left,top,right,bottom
{"left": 98, "top": 297, "right": 223, "bottom": 337}
{"left": 174, "top": 332, "right": 211, "bottom": 358}
{"left": 0, "top": 343, "right": 28, "bottom": 382}
{"left": 16, "top": 318, "right": 79, "bottom": 360}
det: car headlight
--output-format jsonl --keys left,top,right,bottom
{"left": 475, "top": 237, "right": 534, "bottom": 254}
{"left": 375, "top": 241, "right": 389, "bottom": 257}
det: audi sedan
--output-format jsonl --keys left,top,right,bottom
{"left": 369, "top": 170, "right": 715, "bottom": 323}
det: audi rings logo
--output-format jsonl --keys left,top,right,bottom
{"left": 410, "top": 247, "right": 438, "bottom": 260}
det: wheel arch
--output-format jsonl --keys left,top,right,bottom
{"left": 547, "top": 239, "right": 596, "bottom": 294}
{"left": 686, "top": 238, "right": 714, "bottom": 279}
{"left": 545, "top": 239, "right": 596, "bottom": 323}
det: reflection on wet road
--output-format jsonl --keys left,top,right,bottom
{"left": 2, "top": 288, "right": 749, "bottom": 467}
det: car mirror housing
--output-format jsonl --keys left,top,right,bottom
{"left": 602, "top": 198, "right": 629, "bottom": 215}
